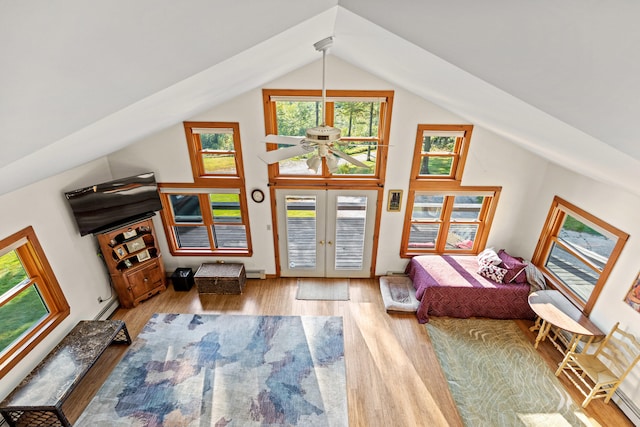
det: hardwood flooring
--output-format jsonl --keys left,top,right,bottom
{"left": 62, "top": 278, "right": 633, "bottom": 426}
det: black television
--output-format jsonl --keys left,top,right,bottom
{"left": 65, "top": 172, "right": 163, "bottom": 236}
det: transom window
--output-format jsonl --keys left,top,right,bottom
{"left": 410, "top": 124, "right": 473, "bottom": 181}
{"left": 262, "top": 89, "right": 393, "bottom": 184}
{"left": 158, "top": 187, "right": 252, "bottom": 256}
{"left": 184, "top": 122, "right": 244, "bottom": 179}
{"left": 532, "top": 196, "right": 628, "bottom": 314}
{"left": 0, "top": 226, "right": 70, "bottom": 378}
{"left": 401, "top": 189, "right": 499, "bottom": 256}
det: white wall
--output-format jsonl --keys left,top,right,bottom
{"left": 0, "top": 158, "right": 116, "bottom": 398}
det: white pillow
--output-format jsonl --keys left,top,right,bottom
{"left": 478, "top": 247, "right": 502, "bottom": 266}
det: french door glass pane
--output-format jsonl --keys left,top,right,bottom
{"left": 170, "top": 195, "right": 202, "bottom": 223}
{"left": 174, "top": 226, "right": 209, "bottom": 248}
{"left": 285, "top": 196, "right": 317, "bottom": 269}
{"left": 335, "top": 196, "right": 367, "bottom": 270}
{"left": 546, "top": 242, "right": 599, "bottom": 302}
{"left": 213, "top": 225, "right": 248, "bottom": 249}
{"left": 412, "top": 195, "right": 444, "bottom": 220}
{"left": 446, "top": 224, "right": 478, "bottom": 250}
{"left": 408, "top": 223, "right": 440, "bottom": 249}
{"left": 210, "top": 193, "right": 242, "bottom": 223}
{"left": 451, "top": 196, "right": 484, "bottom": 221}
{"left": 0, "top": 284, "right": 49, "bottom": 353}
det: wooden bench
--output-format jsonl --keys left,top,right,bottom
{"left": 0, "top": 320, "right": 131, "bottom": 427}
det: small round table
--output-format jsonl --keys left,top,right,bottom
{"left": 528, "top": 290, "right": 603, "bottom": 354}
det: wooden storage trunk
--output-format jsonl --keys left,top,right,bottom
{"left": 194, "top": 263, "right": 246, "bottom": 294}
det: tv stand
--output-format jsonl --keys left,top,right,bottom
{"left": 96, "top": 217, "right": 166, "bottom": 308}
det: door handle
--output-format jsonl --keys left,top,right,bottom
{"left": 327, "top": 241, "right": 333, "bottom": 245}
{"left": 319, "top": 240, "right": 325, "bottom": 245}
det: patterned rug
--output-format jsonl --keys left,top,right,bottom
{"left": 426, "top": 318, "right": 591, "bottom": 427}
{"left": 77, "top": 314, "right": 347, "bottom": 427}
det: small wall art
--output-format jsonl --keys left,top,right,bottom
{"left": 624, "top": 272, "right": 640, "bottom": 313}
{"left": 387, "top": 190, "right": 403, "bottom": 212}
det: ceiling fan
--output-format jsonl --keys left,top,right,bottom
{"left": 259, "top": 36, "right": 370, "bottom": 173}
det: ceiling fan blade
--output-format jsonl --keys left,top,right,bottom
{"left": 259, "top": 144, "right": 313, "bottom": 164}
{"left": 330, "top": 149, "right": 370, "bottom": 168}
{"left": 264, "top": 134, "right": 304, "bottom": 145}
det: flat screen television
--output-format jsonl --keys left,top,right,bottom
{"left": 65, "top": 172, "right": 163, "bottom": 236}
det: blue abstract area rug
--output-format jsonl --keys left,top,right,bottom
{"left": 77, "top": 314, "right": 347, "bottom": 427}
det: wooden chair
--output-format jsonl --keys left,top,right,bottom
{"left": 555, "top": 322, "right": 640, "bottom": 408}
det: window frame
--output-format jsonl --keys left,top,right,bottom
{"left": 183, "top": 122, "right": 245, "bottom": 181}
{"left": 262, "top": 89, "right": 394, "bottom": 187}
{"left": 531, "top": 196, "right": 628, "bottom": 314}
{"left": 0, "top": 226, "right": 70, "bottom": 378}
{"left": 410, "top": 124, "right": 473, "bottom": 181}
{"left": 400, "top": 185, "right": 501, "bottom": 256}
{"left": 158, "top": 183, "right": 253, "bottom": 256}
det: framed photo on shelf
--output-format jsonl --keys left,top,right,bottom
{"left": 387, "top": 190, "right": 403, "bottom": 212}
{"left": 123, "top": 228, "right": 137, "bottom": 239}
{"left": 113, "top": 245, "right": 127, "bottom": 260}
{"left": 123, "top": 259, "right": 133, "bottom": 268}
{"left": 137, "top": 249, "right": 151, "bottom": 262}
{"left": 125, "top": 237, "right": 145, "bottom": 253}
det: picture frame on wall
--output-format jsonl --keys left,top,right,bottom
{"left": 624, "top": 271, "right": 640, "bottom": 313}
{"left": 387, "top": 190, "right": 403, "bottom": 212}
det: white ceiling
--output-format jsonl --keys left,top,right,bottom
{"left": 1, "top": 0, "right": 639, "bottom": 196}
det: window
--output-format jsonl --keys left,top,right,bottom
{"left": 262, "top": 90, "right": 394, "bottom": 184}
{"left": 163, "top": 122, "right": 252, "bottom": 256}
{"left": 401, "top": 189, "right": 500, "bottom": 256}
{"left": 158, "top": 186, "right": 252, "bottom": 256}
{"left": 184, "top": 122, "right": 245, "bottom": 179}
{"left": 0, "top": 226, "right": 70, "bottom": 378}
{"left": 410, "top": 125, "right": 473, "bottom": 181}
{"left": 532, "top": 197, "right": 628, "bottom": 314}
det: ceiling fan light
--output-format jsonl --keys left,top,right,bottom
{"left": 326, "top": 155, "right": 339, "bottom": 173}
{"left": 307, "top": 155, "right": 321, "bottom": 173}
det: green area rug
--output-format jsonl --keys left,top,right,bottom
{"left": 426, "top": 318, "right": 590, "bottom": 427}
{"left": 77, "top": 313, "right": 347, "bottom": 426}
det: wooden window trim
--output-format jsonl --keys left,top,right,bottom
{"left": 0, "top": 226, "right": 70, "bottom": 378}
{"left": 183, "top": 122, "right": 245, "bottom": 182}
{"left": 410, "top": 124, "right": 473, "bottom": 181}
{"left": 157, "top": 183, "right": 253, "bottom": 257}
{"left": 531, "top": 196, "right": 628, "bottom": 314}
{"left": 262, "top": 89, "right": 394, "bottom": 187}
{"left": 400, "top": 184, "right": 501, "bottom": 257}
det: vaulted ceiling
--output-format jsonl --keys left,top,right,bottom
{"left": 1, "top": 0, "right": 639, "bottom": 196}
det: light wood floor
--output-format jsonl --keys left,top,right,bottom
{"left": 63, "top": 278, "right": 633, "bottom": 426}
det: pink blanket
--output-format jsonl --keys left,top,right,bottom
{"left": 405, "top": 255, "right": 536, "bottom": 324}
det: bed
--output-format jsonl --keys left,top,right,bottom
{"left": 405, "top": 254, "right": 537, "bottom": 324}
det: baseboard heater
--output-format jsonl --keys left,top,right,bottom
{"left": 94, "top": 297, "right": 119, "bottom": 320}
{"left": 614, "top": 390, "right": 640, "bottom": 425}
{"left": 246, "top": 270, "right": 266, "bottom": 279}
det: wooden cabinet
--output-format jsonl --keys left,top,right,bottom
{"left": 96, "top": 217, "right": 166, "bottom": 308}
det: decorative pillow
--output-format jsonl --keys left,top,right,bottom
{"left": 478, "top": 263, "right": 508, "bottom": 283}
{"left": 498, "top": 249, "right": 527, "bottom": 283}
{"left": 477, "top": 247, "right": 502, "bottom": 266}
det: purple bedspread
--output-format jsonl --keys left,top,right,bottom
{"left": 405, "top": 255, "right": 536, "bottom": 324}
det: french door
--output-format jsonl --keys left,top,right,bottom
{"left": 276, "top": 189, "right": 378, "bottom": 277}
